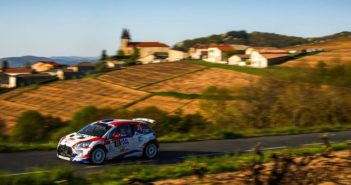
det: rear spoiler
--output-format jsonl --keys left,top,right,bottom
{"left": 132, "top": 118, "right": 156, "bottom": 124}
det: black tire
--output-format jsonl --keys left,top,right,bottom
{"left": 143, "top": 142, "right": 158, "bottom": 159}
{"left": 90, "top": 147, "right": 106, "bottom": 165}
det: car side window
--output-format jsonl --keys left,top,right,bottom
{"left": 141, "top": 124, "right": 153, "bottom": 134}
{"left": 108, "top": 127, "right": 119, "bottom": 139}
{"left": 117, "top": 125, "right": 134, "bottom": 137}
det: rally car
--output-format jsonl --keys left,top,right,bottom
{"left": 57, "top": 118, "right": 158, "bottom": 164}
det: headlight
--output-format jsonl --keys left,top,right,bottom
{"left": 58, "top": 136, "right": 66, "bottom": 143}
{"left": 73, "top": 141, "right": 92, "bottom": 150}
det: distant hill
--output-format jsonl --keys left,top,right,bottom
{"left": 174, "top": 31, "right": 351, "bottom": 51}
{"left": 0, "top": 55, "right": 99, "bottom": 67}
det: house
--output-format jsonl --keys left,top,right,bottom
{"left": 139, "top": 52, "right": 169, "bottom": 64}
{"left": 7, "top": 73, "right": 57, "bottom": 88}
{"left": 31, "top": 61, "right": 66, "bottom": 72}
{"left": 105, "top": 60, "right": 125, "bottom": 68}
{"left": 0, "top": 73, "right": 10, "bottom": 88}
{"left": 0, "top": 68, "right": 34, "bottom": 76}
{"left": 204, "top": 44, "right": 235, "bottom": 63}
{"left": 168, "top": 49, "right": 188, "bottom": 62}
{"left": 230, "top": 44, "right": 250, "bottom": 54}
{"left": 228, "top": 54, "right": 250, "bottom": 66}
{"left": 189, "top": 44, "right": 210, "bottom": 60}
{"left": 119, "top": 29, "right": 170, "bottom": 62}
{"left": 250, "top": 53, "right": 291, "bottom": 68}
{"left": 245, "top": 47, "right": 287, "bottom": 55}
{"left": 70, "top": 62, "right": 96, "bottom": 75}
{"left": 56, "top": 69, "right": 82, "bottom": 80}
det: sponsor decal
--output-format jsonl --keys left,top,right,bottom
{"left": 138, "top": 136, "right": 143, "bottom": 142}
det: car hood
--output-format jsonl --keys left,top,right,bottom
{"left": 59, "top": 132, "right": 103, "bottom": 147}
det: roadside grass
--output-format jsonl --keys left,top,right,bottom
{"left": 0, "top": 142, "right": 349, "bottom": 185}
{"left": 1, "top": 124, "right": 350, "bottom": 152}
{"left": 158, "top": 124, "right": 351, "bottom": 142}
{"left": 0, "top": 142, "right": 56, "bottom": 153}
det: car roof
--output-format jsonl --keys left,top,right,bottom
{"left": 94, "top": 119, "right": 143, "bottom": 126}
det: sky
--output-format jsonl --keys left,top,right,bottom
{"left": 0, "top": 0, "right": 350, "bottom": 58}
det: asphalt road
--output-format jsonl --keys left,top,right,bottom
{"left": 1, "top": 131, "right": 351, "bottom": 175}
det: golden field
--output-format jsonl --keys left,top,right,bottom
{"left": 142, "top": 68, "right": 259, "bottom": 94}
{"left": 98, "top": 62, "right": 205, "bottom": 88}
{"left": 282, "top": 38, "right": 351, "bottom": 67}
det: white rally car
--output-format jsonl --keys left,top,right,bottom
{"left": 57, "top": 118, "right": 159, "bottom": 164}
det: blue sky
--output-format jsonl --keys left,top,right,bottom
{"left": 0, "top": 0, "right": 350, "bottom": 58}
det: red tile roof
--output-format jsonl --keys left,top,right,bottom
{"left": 128, "top": 42, "right": 169, "bottom": 48}
{"left": 3, "top": 68, "right": 34, "bottom": 73}
{"left": 212, "top": 45, "right": 235, "bottom": 51}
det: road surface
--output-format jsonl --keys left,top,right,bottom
{"left": 0, "top": 131, "right": 350, "bottom": 175}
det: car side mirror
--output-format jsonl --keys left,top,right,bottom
{"left": 113, "top": 134, "right": 121, "bottom": 140}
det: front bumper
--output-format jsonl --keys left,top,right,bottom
{"left": 57, "top": 145, "right": 90, "bottom": 164}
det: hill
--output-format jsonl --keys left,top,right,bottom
{"left": 0, "top": 55, "right": 98, "bottom": 67}
{"left": 173, "top": 30, "right": 351, "bottom": 51}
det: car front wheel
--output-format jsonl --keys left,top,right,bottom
{"left": 143, "top": 143, "right": 158, "bottom": 159}
{"left": 90, "top": 147, "right": 106, "bottom": 165}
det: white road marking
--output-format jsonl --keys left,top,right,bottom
{"left": 1, "top": 170, "right": 49, "bottom": 177}
{"left": 245, "top": 146, "right": 287, "bottom": 152}
{"left": 303, "top": 142, "right": 323, "bottom": 146}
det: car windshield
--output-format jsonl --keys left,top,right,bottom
{"left": 77, "top": 122, "right": 112, "bottom": 137}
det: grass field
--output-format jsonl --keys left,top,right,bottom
{"left": 98, "top": 62, "right": 206, "bottom": 88}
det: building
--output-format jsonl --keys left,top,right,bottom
{"left": 228, "top": 54, "right": 250, "bottom": 66}
{"left": 119, "top": 29, "right": 170, "bottom": 63}
{"left": 31, "top": 61, "right": 66, "bottom": 72}
{"left": 0, "top": 73, "right": 10, "bottom": 88}
{"left": 70, "top": 62, "right": 96, "bottom": 75}
{"left": 168, "top": 49, "right": 188, "bottom": 62}
{"left": 0, "top": 68, "right": 34, "bottom": 76}
{"left": 7, "top": 74, "right": 57, "bottom": 88}
{"left": 250, "top": 53, "right": 291, "bottom": 68}
{"left": 204, "top": 44, "right": 235, "bottom": 63}
{"left": 189, "top": 44, "right": 210, "bottom": 60}
{"left": 230, "top": 44, "right": 250, "bottom": 54}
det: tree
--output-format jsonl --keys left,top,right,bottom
{"left": 116, "top": 50, "right": 125, "bottom": 57}
{"left": 12, "top": 111, "right": 63, "bottom": 142}
{"left": 1, "top": 60, "right": 9, "bottom": 70}
{"left": 100, "top": 50, "right": 108, "bottom": 61}
{"left": 0, "top": 119, "right": 5, "bottom": 139}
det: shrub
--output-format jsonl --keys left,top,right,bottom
{"left": 12, "top": 110, "right": 64, "bottom": 142}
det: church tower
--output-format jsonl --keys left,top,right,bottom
{"left": 120, "top": 29, "right": 131, "bottom": 54}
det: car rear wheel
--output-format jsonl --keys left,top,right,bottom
{"left": 90, "top": 147, "right": 105, "bottom": 165}
{"left": 143, "top": 143, "right": 158, "bottom": 159}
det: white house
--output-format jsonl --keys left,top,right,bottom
{"left": 250, "top": 51, "right": 291, "bottom": 68}
{"left": 168, "top": 49, "right": 188, "bottom": 62}
{"left": 228, "top": 54, "right": 250, "bottom": 65}
{"left": 189, "top": 45, "right": 209, "bottom": 60}
{"left": 204, "top": 45, "right": 235, "bottom": 63}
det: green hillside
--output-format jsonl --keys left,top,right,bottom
{"left": 173, "top": 30, "right": 351, "bottom": 51}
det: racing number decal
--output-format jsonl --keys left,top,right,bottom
{"left": 115, "top": 138, "right": 129, "bottom": 147}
